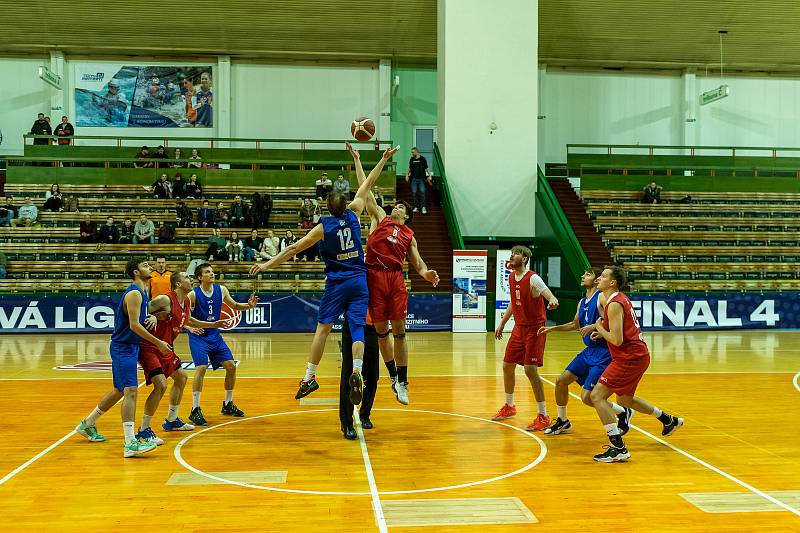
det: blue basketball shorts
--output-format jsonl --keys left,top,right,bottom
{"left": 188, "top": 333, "right": 234, "bottom": 370}
{"left": 317, "top": 275, "right": 369, "bottom": 343}
{"left": 565, "top": 347, "right": 612, "bottom": 391}
{"left": 110, "top": 340, "right": 140, "bottom": 392}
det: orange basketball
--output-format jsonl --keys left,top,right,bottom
{"left": 351, "top": 117, "right": 376, "bottom": 141}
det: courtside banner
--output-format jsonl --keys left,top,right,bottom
{"left": 495, "top": 249, "right": 515, "bottom": 332}
{"left": 452, "top": 250, "right": 488, "bottom": 332}
{"left": 0, "top": 293, "right": 451, "bottom": 334}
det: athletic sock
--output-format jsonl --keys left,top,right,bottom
{"left": 656, "top": 411, "right": 672, "bottom": 424}
{"left": 537, "top": 401, "right": 548, "bottom": 417}
{"left": 610, "top": 402, "right": 625, "bottom": 415}
{"left": 353, "top": 358, "right": 363, "bottom": 373}
{"left": 225, "top": 390, "right": 234, "bottom": 404}
{"left": 604, "top": 422, "right": 624, "bottom": 448}
{"left": 123, "top": 422, "right": 135, "bottom": 445}
{"left": 167, "top": 405, "right": 179, "bottom": 422}
{"left": 304, "top": 362, "right": 318, "bottom": 382}
{"left": 652, "top": 407, "right": 663, "bottom": 418}
{"left": 505, "top": 393, "right": 515, "bottom": 406}
{"left": 140, "top": 414, "right": 153, "bottom": 431}
{"left": 557, "top": 405, "right": 568, "bottom": 421}
{"left": 85, "top": 406, "right": 105, "bottom": 426}
{"left": 397, "top": 365, "right": 408, "bottom": 384}
{"left": 192, "top": 391, "right": 201, "bottom": 409}
{"left": 384, "top": 358, "right": 398, "bottom": 378}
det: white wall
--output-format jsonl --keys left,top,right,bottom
{"left": 438, "top": 0, "right": 538, "bottom": 238}
{"left": 0, "top": 58, "right": 50, "bottom": 154}
{"left": 231, "top": 63, "right": 382, "bottom": 146}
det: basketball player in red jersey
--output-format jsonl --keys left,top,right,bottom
{"left": 135, "top": 271, "right": 228, "bottom": 445}
{"left": 347, "top": 142, "right": 439, "bottom": 405}
{"left": 589, "top": 266, "right": 683, "bottom": 462}
{"left": 493, "top": 245, "right": 559, "bottom": 431}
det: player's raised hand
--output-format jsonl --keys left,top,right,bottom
{"left": 495, "top": 325, "right": 504, "bottom": 340}
{"left": 247, "top": 294, "right": 259, "bottom": 309}
{"left": 249, "top": 262, "right": 266, "bottom": 276}
{"left": 346, "top": 141, "right": 360, "bottom": 160}
{"left": 423, "top": 269, "right": 440, "bottom": 287}
{"left": 383, "top": 145, "right": 400, "bottom": 160}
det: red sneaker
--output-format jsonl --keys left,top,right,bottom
{"left": 525, "top": 414, "right": 551, "bottom": 431}
{"left": 492, "top": 403, "right": 517, "bottom": 421}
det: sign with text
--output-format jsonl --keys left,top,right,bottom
{"left": 452, "top": 250, "right": 488, "bottom": 332}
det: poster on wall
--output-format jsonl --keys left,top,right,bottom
{"left": 74, "top": 64, "right": 213, "bottom": 128}
{"left": 495, "top": 249, "right": 515, "bottom": 332}
{"left": 452, "top": 250, "right": 487, "bottom": 332}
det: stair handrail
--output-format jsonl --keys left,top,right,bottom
{"left": 432, "top": 143, "right": 465, "bottom": 249}
{"left": 536, "top": 168, "right": 590, "bottom": 271}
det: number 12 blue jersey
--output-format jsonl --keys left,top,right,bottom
{"left": 318, "top": 209, "right": 367, "bottom": 280}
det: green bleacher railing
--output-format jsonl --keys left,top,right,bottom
{"left": 24, "top": 134, "right": 393, "bottom": 148}
{"left": 567, "top": 143, "right": 800, "bottom": 156}
{"left": 432, "top": 143, "right": 464, "bottom": 250}
{"left": 535, "top": 167, "right": 590, "bottom": 273}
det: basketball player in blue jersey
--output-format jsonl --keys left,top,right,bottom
{"left": 186, "top": 263, "right": 258, "bottom": 426}
{"left": 537, "top": 267, "right": 633, "bottom": 435}
{"left": 75, "top": 258, "right": 172, "bottom": 457}
{"left": 251, "top": 145, "right": 400, "bottom": 413}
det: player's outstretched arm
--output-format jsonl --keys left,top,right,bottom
{"left": 530, "top": 274, "right": 559, "bottom": 310}
{"left": 538, "top": 304, "right": 580, "bottom": 336}
{"left": 186, "top": 315, "right": 228, "bottom": 329}
{"left": 220, "top": 285, "right": 259, "bottom": 311}
{"left": 349, "top": 145, "right": 398, "bottom": 217}
{"left": 407, "top": 236, "right": 439, "bottom": 287}
{"left": 249, "top": 225, "right": 324, "bottom": 275}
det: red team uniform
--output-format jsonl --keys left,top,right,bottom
{"left": 598, "top": 291, "right": 650, "bottom": 396}
{"left": 365, "top": 217, "right": 414, "bottom": 321}
{"left": 504, "top": 271, "right": 547, "bottom": 367}
{"left": 139, "top": 291, "right": 190, "bottom": 384}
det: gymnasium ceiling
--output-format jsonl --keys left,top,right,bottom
{"left": 2, "top": 0, "right": 799, "bottom": 72}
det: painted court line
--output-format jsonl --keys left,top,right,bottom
{"left": 540, "top": 377, "right": 800, "bottom": 518}
{"left": 0, "top": 381, "right": 146, "bottom": 486}
{"left": 354, "top": 410, "right": 388, "bottom": 533}
{"left": 793, "top": 371, "right": 800, "bottom": 394}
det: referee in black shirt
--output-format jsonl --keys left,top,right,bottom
{"left": 339, "top": 321, "right": 380, "bottom": 439}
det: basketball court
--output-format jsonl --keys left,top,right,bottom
{"left": 1, "top": 330, "right": 798, "bottom": 531}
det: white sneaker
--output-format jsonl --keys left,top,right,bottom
{"left": 412, "top": 207, "right": 419, "bottom": 213}
{"left": 421, "top": 207, "right": 427, "bottom": 214}
{"left": 396, "top": 382, "right": 409, "bottom": 405}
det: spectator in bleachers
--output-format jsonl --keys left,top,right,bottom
{"left": 315, "top": 172, "right": 332, "bottom": 200}
{"left": 280, "top": 230, "right": 298, "bottom": 259}
{"left": 187, "top": 149, "right": 203, "bottom": 169}
{"left": 215, "top": 201, "right": 229, "bottom": 228}
{"left": 119, "top": 217, "right": 134, "bottom": 244}
{"left": 263, "top": 193, "right": 273, "bottom": 228}
{"left": 157, "top": 221, "right": 175, "bottom": 244}
{"left": 79, "top": 213, "right": 98, "bottom": 243}
{"left": 11, "top": 197, "right": 38, "bottom": 227}
{"left": 154, "top": 145, "right": 167, "bottom": 163}
{"left": 54, "top": 115, "right": 74, "bottom": 146}
{"left": 372, "top": 185, "right": 384, "bottom": 207}
{"left": 206, "top": 227, "right": 228, "bottom": 260}
{"left": 229, "top": 195, "right": 248, "bottom": 226}
{"left": 198, "top": 199, "right": 215, "bottom": 228}
{"left": 43, "top": 184, "right": 63, "bottom": 212}
{"left": 147, "top": 173, "right": 172, "bottom": 199}
{"left": 30, "top": 113, "right": 52, "bottom": 145}
{"left": 172, "top": 172, "right": 187, "bottom": 199}
{"left": 175, "top": 199, "right": 192, "bottom": 227}
{"left": 134, "top": 213, "right": 155, "bottom": 244}
{"left": 226, "top": 231, "right": 244, "bottom": 261}
{"left": 406, "top": 147, "right": 430, "bottom": 215}
{"left": 134, "top": 146, "right": 154, "bottom": 168}
{"left": 257, "top": 230, "right": 279, "bottom": 260}
{"left": 248, "top": 193, "right": 264, "bottom": 229}
{"left": 63, "top": 194, "right": 80, "bottom": 212}
{"left": 298, "top": 198, "right": 315, "bottom": 229}
{"left": 0, "top": 196, "right": 15, "bottom": 227}
{"left": 243, "top": 229, "right": 263, "bottom": 262}
{"left": 186, "top": 173, "right": 202, "bottom": 198}
{"left": 642, "top": 181, "right": 662, "bottom": 204}
{"left": 333, "top": 173, "right": 351, "bottom": 198}
{"left": 99, "top": 216, "right": 119, "bottom": 244}
{"left": 170, "top": 148, "right": 184, "bottom": 168}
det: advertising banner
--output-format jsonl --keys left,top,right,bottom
{"left": 0, "top": 293, "right": 451, "bottom": 334}
{"left": 495, "top": 249, "right": 515, "bottom": 332}
{"left": 452, "top": 250, "right": 488, "bottom": 332}
{"left": 74, "top": 64, "right": 213, "bottom": 128}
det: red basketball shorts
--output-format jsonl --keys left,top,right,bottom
{"left": 138, "top": 346, "right": 181, "bottom": 385}
{"left": 598, "top": 355, "right": 650, "bottom": 397}
{"left": 503, "top": 325, "right": 546, "bottom": 367}
{"left": 367, "top": 269, "right": 408, "bottom": 322}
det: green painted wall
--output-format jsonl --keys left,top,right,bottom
{"left": 391, "top": 67, "right": 438, "bottom": 176}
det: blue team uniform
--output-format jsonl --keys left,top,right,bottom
{"left": 110, "top": 283, "right": 148, "bottom": 391}
{"left": 565, "top": 290, "right": 612, "bottom": 390}
{"left": 316, "top": 209, "right": 369, "bottom": 343}
{"left": 187, "top": 284, "right": 234, "bottom": 369}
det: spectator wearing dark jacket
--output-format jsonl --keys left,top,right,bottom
{"left": 198, "top": 200, "right": 215, "bottom": 228}
{"left": 31, "top": 113, "right": 52, "bottom": 145}
{"left": 157, "top": 221, "right": 175, "bottom": 244}
{"left": 134, "top": 146, "right": 154, "bottom": 168}
{"left": 0, "top": 196, "right": 15, "bottom": 227}
{"left": 119, "top": 218, "right": 134, "bottom": 244}
{"left": 98, "top": 216, "right": 120, "bottom": 244}
{"left": 79, "top": 213, "right": 98, "bottom": 243}
{"left": 243, "top": 229, "right": 263, "bottom": 262}
{"left": 53, "top": 115, "right": 74, "bottom": 146}
{"left": 148, "top": 173, "right": 172, "bottom": 199}
{"left": 175, "top": 200, "right": 193, "bottom": 227}
{"left": 215, "top": 201, "right": 229, "bottom": 228}
{"left": 642, "top": 181, "right": 662, "bottom": 204}
{"left": 172, "top": 173, "right": 187, "bottom": 198}
{"left": 229, "top": 195, "right": 248, "bottom": 226}
{"left": 185, "top": 173, "right": 202, "bottom": 199}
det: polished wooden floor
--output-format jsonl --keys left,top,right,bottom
{"left": 0, "top": 330, "right": 799, "bottom": 532}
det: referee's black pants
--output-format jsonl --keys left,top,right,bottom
{"left": 339, "top": 322, "right": 380, "bottom": 428}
